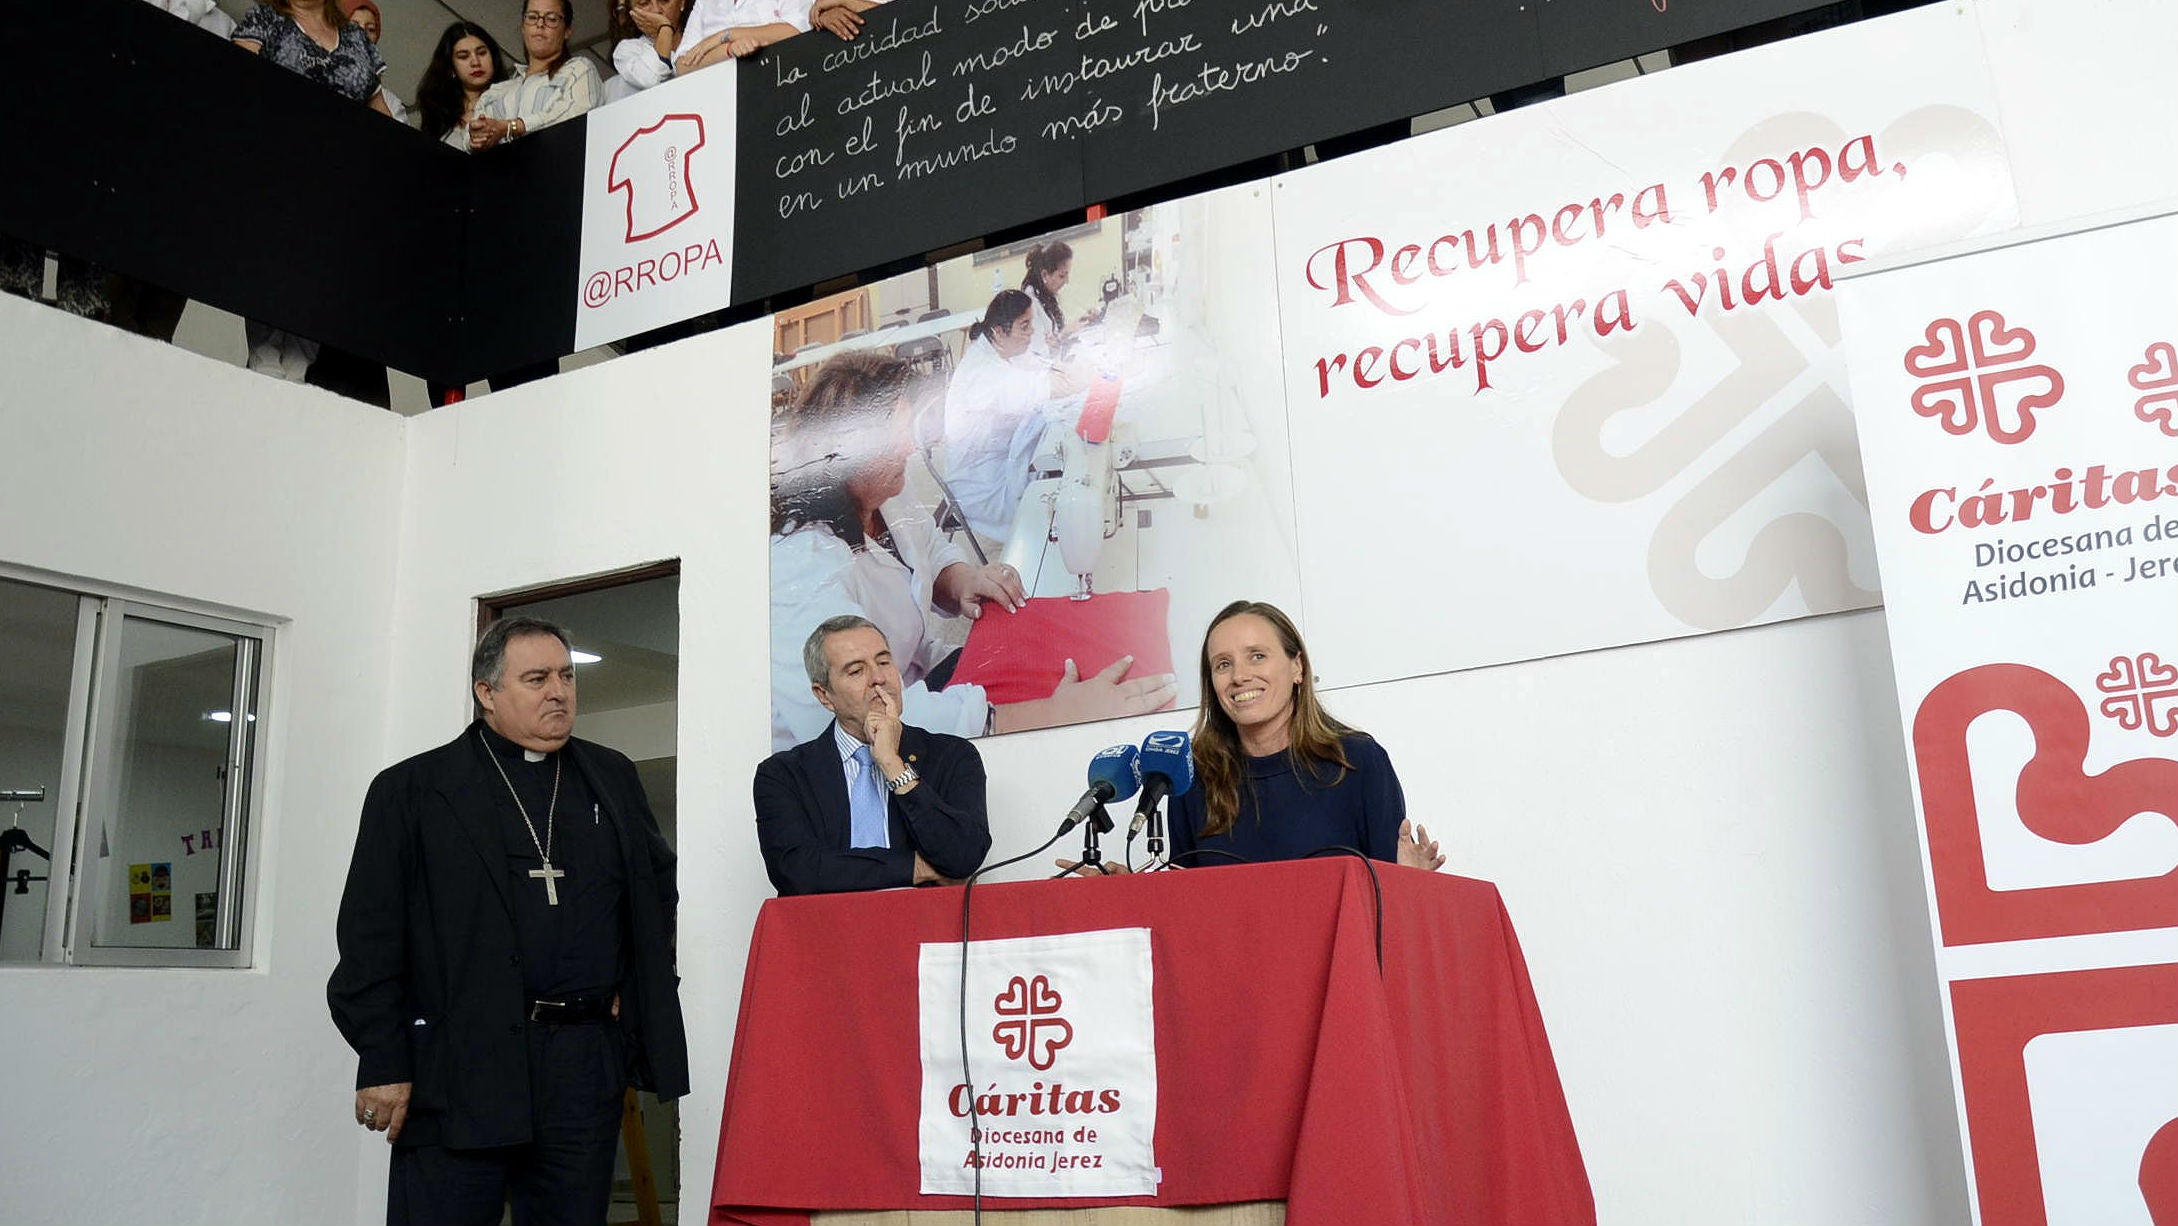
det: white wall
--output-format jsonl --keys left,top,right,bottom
{"left": 94, "top": 739, "right": 230, "bottom": 951}
{"left": 0, "top": 296, "right": 406, "bottom": 1225}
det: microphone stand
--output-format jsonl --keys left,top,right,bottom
{"left": 1076, "top": 805, "right": 1112, "bottom": 873}
{"left": 1144, "top": 799, "right": 1167, "bottom": 868}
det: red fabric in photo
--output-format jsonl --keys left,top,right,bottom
{"left": 949, "top": 589, "right": 1174, "bottom": 705}
{"left": 1076, "top": 375, "right": 1122, "bottom": 442}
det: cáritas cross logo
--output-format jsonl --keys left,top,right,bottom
{"left": 1903, "top": 310, "right": 2065, "bottom": 444}
{"left": 992, "top": 974, "right": 1073, "bottom": 1071}
{"left": 2094, "top": 652, "right": 2178, "bottom": 737}
{"left": 2130, "top": 341, "right": 2178, "bottom": 437}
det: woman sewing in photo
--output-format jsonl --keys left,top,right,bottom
{"left": 1019, "top": 241, "right": 1073, "bottom": 359}
{"left": 941, "top": 289, "right": 1085, "bottom": 543}
{"left": 769, "top": 352, "right": 1175, "bottom": 751}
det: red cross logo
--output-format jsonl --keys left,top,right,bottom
{"left": 1903, "top": 310, "right": 2065, "bottom": 444}
{"left": 2131, "top": 341, "right": 2178, "bottom": 437}
{"left": 2095, "top": 653, "right": 2178, "bottom": 737}
{"left": 992, "top": 975, "right": 1073, "bottom": 1071}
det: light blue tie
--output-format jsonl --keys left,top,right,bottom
{"left": 849, "top": 743, "right": 890, "bottom": 849}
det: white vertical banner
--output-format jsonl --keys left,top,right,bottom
{"left": 575, "top": 65, "right": 738, "bottom": 350}
{"left": 1838, "top": 212, "right": 2178, "bottom": 1226}
{"left": 1268, "top": 2, "right": 2018, "bottom": 690}
{"left": 918, "top": 928, "right": 1158, "bottom": 1197}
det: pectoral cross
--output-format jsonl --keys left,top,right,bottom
{"left": 529, "top": 861, "right": 565, "bottom": 906}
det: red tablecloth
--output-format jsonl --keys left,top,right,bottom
{"left": 710, "top": 859, "right": 1593, "bottom": 1226}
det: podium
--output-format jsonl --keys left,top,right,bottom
{"left": 709, "top": 859, "right": 1594, "bottom": 1226}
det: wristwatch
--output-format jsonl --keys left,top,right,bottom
{"left": 885, "top": 763, "right": 920, "bottom": 794}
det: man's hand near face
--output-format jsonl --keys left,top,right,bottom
{"left": 864, "top": 685, "right": 906, "bottom": 778}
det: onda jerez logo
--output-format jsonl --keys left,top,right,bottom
{"left": 606, "top": 113, "right": 706, "bottom": 243}
{"left": 1904, "top": 310, "right": 2065, "bottom": 444}
{"left": 992, "top": 974, "right": 1072, "bottom": 1071}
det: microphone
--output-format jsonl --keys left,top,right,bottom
{"left": 1059, "top": 744, "right": 1141, "bottom": 834}
{"left": 1127, "top": 730, "right": 1195, "bottom": 840}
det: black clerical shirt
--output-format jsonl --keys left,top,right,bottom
{"left": 476, "top": 724, "right": 627, "bottom": 1001}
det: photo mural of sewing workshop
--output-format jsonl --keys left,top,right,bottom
{"left": 765, "top": 185, "right": 1298, "bottom": 750}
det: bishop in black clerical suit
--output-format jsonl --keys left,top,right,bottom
{"left": 329, "top": 616, "right": 688, "bottom": 1226}
{"left": 754, "top": 615, "right": 992, "bottom": 896}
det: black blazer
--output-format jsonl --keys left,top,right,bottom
{"left": 326, "top": 723, "right": 690, "bottom": 1150}
{"left": 752, "top": 722, "right": 992, "bottom": 896}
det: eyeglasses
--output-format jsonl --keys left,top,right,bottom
{"left": 522, "top": 11, "right": 566, "bottom": 26}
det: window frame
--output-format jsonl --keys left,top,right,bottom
{"left": 65, "top": 601, "right": 272, "bottom": 969}
{"left": 0, "top": 563, "right": 278, "bottom": 970}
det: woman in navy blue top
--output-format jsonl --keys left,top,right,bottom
{"left": 1167, "top": 601, "right": 1444, "bottom": 871}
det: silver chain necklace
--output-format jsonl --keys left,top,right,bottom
{"left": 479, "top": 730, "right": 565, "bottom": 906}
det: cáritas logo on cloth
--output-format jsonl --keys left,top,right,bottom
{"left": 992, "top": 974, "right": 1073, "bottom": 1070}
{"left": 918, "top": 928, "right": 1159, "bottom": 1196}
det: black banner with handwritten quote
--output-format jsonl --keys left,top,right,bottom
{"left": 730, "top": 0, "right": 1840, "bottom": 304}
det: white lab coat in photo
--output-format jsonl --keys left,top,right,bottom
{"left": 1027, "top": 299, "right": 1061, "bottom": 360}
{"left": 942, "top": 335, "right": 1060, "bottom": 541}
{"left": 769, "top": 503, "right": 989, "bottom": 751}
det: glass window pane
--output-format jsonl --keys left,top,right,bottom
{"left": 85, "top": 618, "right": 246, "bottom": 951}
{"left": 0, "top": 578, "right": 81, "bottom": 962}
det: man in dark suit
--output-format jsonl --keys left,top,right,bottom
{"left": 754, "top": 615, "right": 992, "bottom": 895}
{"left": 328, "top": 616, "right": 689, "bottom": 1225}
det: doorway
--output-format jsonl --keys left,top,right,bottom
{"left": 484, "top": 562, "right": 681, "bottom": 1226}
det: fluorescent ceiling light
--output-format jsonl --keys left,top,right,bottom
{"left": 570, "top": 650, "right": 603, "bottom": 664}
{"left": 202, "top": 711, "right": 255, "bottom": 722}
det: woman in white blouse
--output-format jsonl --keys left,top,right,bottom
{"left": 769, "top": 352, "right": 1175, "bottom": 749}
{"left": 604, "top": 0, "right": 684, "bottom": 102}
{"left": 942, "top": 289, "right": 1086, "bottom": 542}
{"left": 468, "top": 0, "right": 601, "bottom": 150}
{"left": 675, "top": 0, "right": 812, "bottom": 72}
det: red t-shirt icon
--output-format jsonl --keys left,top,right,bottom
{"left": 607, "top": 114, "right": 707, "bottom": 243}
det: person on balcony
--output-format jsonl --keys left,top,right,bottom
{"left": 338, "top": 0, "right": 409, "bottom": 124}
{"left": 416, "top": 22, "right": 513, "bottom": 148}
{"left": 466, "top": 0, "right": 601, "bottom": 152}
{"left": 605, "top": 0, "right": 685, "bottom": 102}
{"left": 232, "top": 0, "right": 392, "bottom": 115}
{"left": 674, "top": 0, "right": 812, "bottom": 73}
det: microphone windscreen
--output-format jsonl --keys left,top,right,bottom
{"left": 1138, "top": 730, "right": 1195, "bottom": 793}
{"left": 1085, "top": 743, "right": 1143, "bottom": 801}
